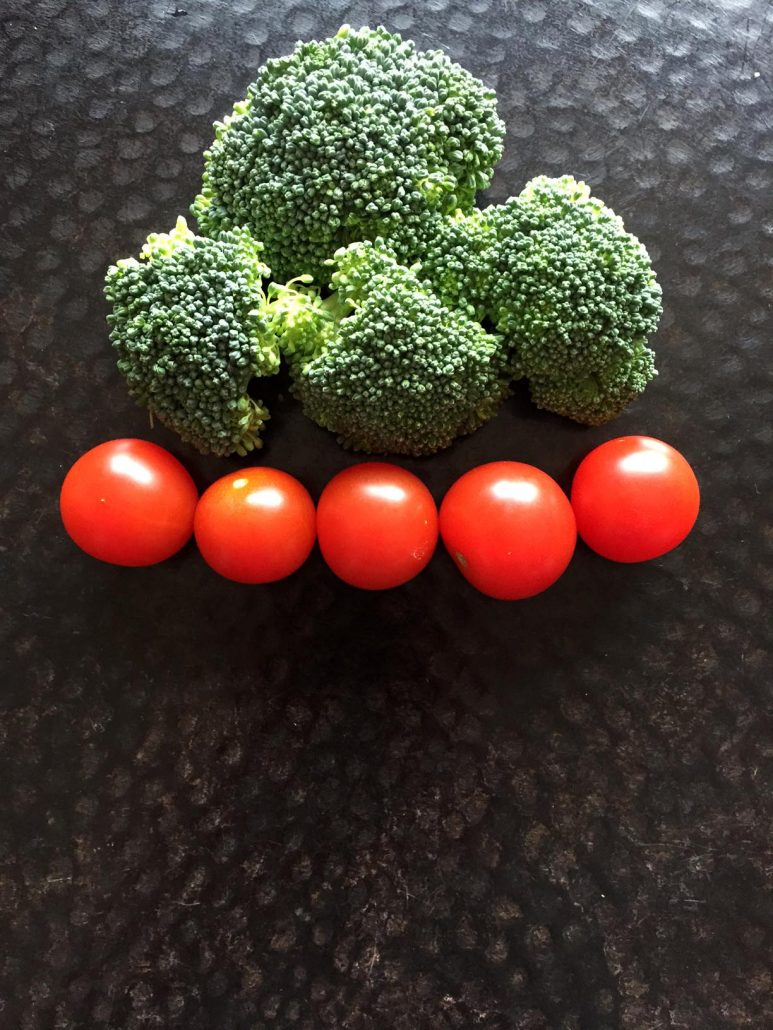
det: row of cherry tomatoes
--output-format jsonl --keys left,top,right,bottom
{"left": 59, "top": 437, "right": 700, "bottom": 600}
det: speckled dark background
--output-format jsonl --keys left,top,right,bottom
{"left": 2, "top": 1, "right": 772, "bottom": 1027}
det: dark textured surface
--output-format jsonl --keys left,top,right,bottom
{"left": 2, "top": 0, "right": 773, "bottom": 1027}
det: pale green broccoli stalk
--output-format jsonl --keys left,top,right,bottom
{"left": 105, "top": 217, "right": 280, "bottom": 456}
{"left": 272, "top": 241, "right": 510, "bottom": 455}
{"left": 192, "top": 24, "right": 504, "bottom": 284}
{"left": 417, "top": 175, "right": 662, "bottom": 425}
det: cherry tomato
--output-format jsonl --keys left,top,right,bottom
{"left": 439, "top": 462, "right": 576, "bottom": 600}
{"left": 59, "top": 439, "right": 198, "bottom": 566}
{"left": 194, "top": 467, "right": 315, "bottom": 583}
{"left": 316, "top": 463, "right": 438, "bottom": 590}
{"left": 571, "top": 436, "right": 700, "bottom": 562}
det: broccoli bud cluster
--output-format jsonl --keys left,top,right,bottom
{"left": 105, "top": 218, "right": 279, "bottom": 456}
{"left": 191, "top": 25, "right": 504, "bottom": 284}
{"left": 281, "top": 241, "right": 510, "bottom": 455}
{"left": 418, "top": 176, "right": 662, "bottom": 424}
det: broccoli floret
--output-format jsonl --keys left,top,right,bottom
{"left": 273, "top": 240, "right": 509, "bottom": 455}
{"left": 192, "top": 24, "right": 504, "bottom": 284}
{"left": 417, "top": 175, "right": 662, "bottom": 424}
{"left": 486, "top": 176, "right": 662, "bottom": 417}
{"left": 105, "top": 217, "right": 280, "bottom": 456}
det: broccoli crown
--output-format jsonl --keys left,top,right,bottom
{"left": 192, "top": 24, "right": 504, "bottom": 284}
{"left": 277, "top": 241, "right": 509, "bottom": 455}
{"left": 486, "top": 175, "right": 662, "bottom": 389}
{"left": 417, "top": 175, "right": 662, "bottom": 424}
{"left": 105, "top": 217, "right": 280, "bottom": 456}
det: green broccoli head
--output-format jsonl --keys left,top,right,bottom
{"left": 416, "top": 176, "right": 662, "bottom": 424}
{"left": 274, "top": 240, "right": 510, "bottom": 455}
{"left": 486, "top": 175, "right": 662, "bottom": 399}
{"left": 191, "top": 24, "right": 504, "bottom": 283}
{"left": 105, "top": 217, "right": 280, "bottom": 456}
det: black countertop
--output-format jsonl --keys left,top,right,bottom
{"left": 2, "top": 1, "right": 772, "bottom": 1027}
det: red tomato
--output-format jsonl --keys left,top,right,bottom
{"left": 439, "top": 462, "right": 576, "bottom": 600}
{"left": 316, "top": 463, "right": 438, "bottom": 590}
{"left": 59, "top": 439, "right": 198, "bottom": 566}
{"left": 571, "top": 436, "right": 700, "bottom": 562}
{"left": 194, "top": 467, "right": 315, "bottom": 583}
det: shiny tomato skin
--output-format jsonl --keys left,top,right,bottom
{"left": 571, "top": 436, "right": 700, "bottom": 563}
{"left": 439, "top": 462, "right": 576, "bottom": 600}
{"left": 59, "top": 438, "right": 198, "bottom": 566}
{"left": 316, "top": 463, "right": 438, "bottom": 590}
{"left": 194, "top": 467, "right": 316, "bottom": 584}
